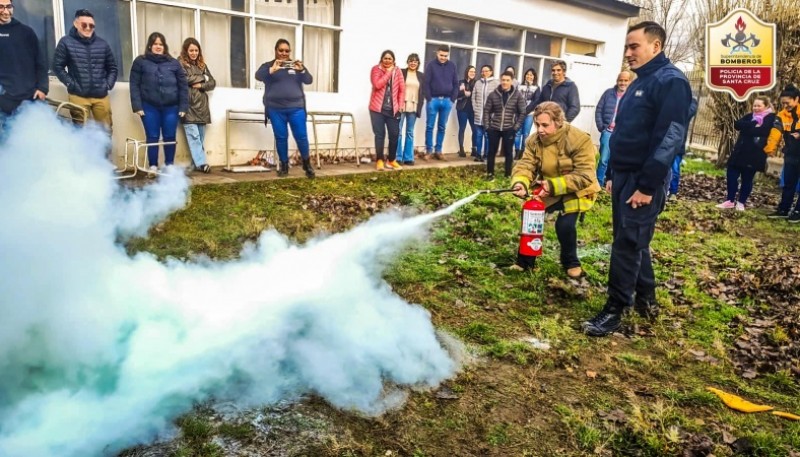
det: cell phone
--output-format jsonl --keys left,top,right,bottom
{"left": 281, "top": 60, "right": 295, "bottom": 69}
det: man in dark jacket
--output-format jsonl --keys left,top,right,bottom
{"left": 0, "top": 0, "right": 49, "bottom": 132}
{"left": 53, "top": 9, "right": 118, "bottom": 130}
{"left": 595, "top": 71, "right": 631, "bottom": 184}
{"left": 532, "top": 60, "right": 580, "bottom": 122}
{"left": 583, "top": 21, "right": 692, "bottom": 337}
{"left": 483, "top": 71, "right": 526, "bottom": 180}
{"left": 423, "top": 45, "right": 459, "bottom": 161}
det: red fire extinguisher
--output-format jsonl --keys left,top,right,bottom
{"left": 519, "top": 189, "right": 545, "bottom": 259}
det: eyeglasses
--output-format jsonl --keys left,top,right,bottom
{"left": 0, "top": 4, "right": 14, "bottom": 11}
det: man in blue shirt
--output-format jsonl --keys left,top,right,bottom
{"left": 583, "top": 21, "right": 692, "bottom": 337}
{"left": 423, "top": 45, "right": 458, "bottom": 161}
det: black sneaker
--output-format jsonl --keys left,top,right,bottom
{"left": 484, "top": 174, "right": 495, "bottom": 182}
{"left": 789, "top": 211, "right": 800, "bottom": 223}
{"left": 634, "top": 292, "right": 659, "bottom": 320}
{"left": 582, "top": 309, "right": 623, "bottom": 337}
{"left": 767, "top": 209, "right": 790, "bottom": 219}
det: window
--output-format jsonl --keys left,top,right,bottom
{"left": 478, "top": 22, "right": 521, "bottom": 50}
{"left": 201, "top": 12, "right": 250, "bottom": 88}
{"left": 135, "top": 3, "right": 194, "bottom": 58}
{"left": 426, "top": 13, "right": 474, "bottom": 45}
{"left": 62, "top": 0, "right": 133, "bottom": 81}
{"left": 526, "top": 31, "right": 560, "bottom": 57}
{"left": 11, "top": 0, "right": 55, "bottom": 76}
{"left": 126, "top": 0, "right": 339, "bottom": 92}
{"left": 565, "top": 39, "right": 597, "bottom": 57}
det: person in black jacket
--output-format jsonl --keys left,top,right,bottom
{"left": 583, "top": 21, "right": 691, "bottom": 337}
{"left": 532, "top": 60, "right": 580, "bottom": 123}
{"left": 52, "top": 9, "right": 118, "bottom": 130}
{"left": 483, "top": 71, "right": 526, "bottom": 180}
{"left": 456, "top": 65, "right": 476, "bottom": 158}
{"left": 716, "top": 96, "right": 774, "bottom": 211}
{"left": 0, "top": 0, "right": 48, "bottom": 133}
{"left": 179, "top": 37, "right": 215, "bottom": 173}
{"left": 129, "top": 32, "right": 189, "bottom": 175}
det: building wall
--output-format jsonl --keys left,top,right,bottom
{"left": 47, "top": 0, "right": 632, "bottom": 167}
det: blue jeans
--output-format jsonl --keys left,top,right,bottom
{"left": 141, "top": 103, "right": 179, "bottom": 167}
{"left": 267, "top": 107, "right": 310, "bottom": 163}
{"left": 396, "top": 112, "right": 417, "bottom": 162}
{"left": 669, "top": 154, "right": 682, "bottom": 195}
{"left": 475, "top": 124, "right": 490, "bottom": 159}
{"left": 596, "top": 130, "right": 612, "bottom": 183}
{"left": 779, "top": 166, "right": 800, "bottom": 192}
{"left": 183, "top": 123, "right": 207, "bottom": 167}
{"left": 514, "top": 114, "right": 534, "bottom": 152}
{"left": 778, "top": 160, "right": 800, "bottom": 213}
{"left": 457, "top": 108, "right": 476, "bottom": 154}
{"left": 425, "top": 97, "right": 453, "bottom": 153}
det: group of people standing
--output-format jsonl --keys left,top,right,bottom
{"left": 367, "top": 44, "right": 582, "bottom": 180}
{"left": 0, "top": 4, "right": 216, "bottom": 175}
{"left": 721, "top": 84, "right": 800, "bottom": 223}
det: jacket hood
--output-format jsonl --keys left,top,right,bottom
{"left": 536, "top": 123, "right": 569, "bottom": 147}
{"left": 545, "top": 78, "right": 574, "bottom": 88}
{"left": 68, "top": 26, "right": 96, "bottom": 44}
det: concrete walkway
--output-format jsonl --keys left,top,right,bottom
{"left": 189, "top": 153, "right": 485, "bottom": 185}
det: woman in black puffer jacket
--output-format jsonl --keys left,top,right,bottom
{"left": 179, "top": 37, "right": 216, "bottom": 173}
{"left": 129, "top": 32, "right": 189, "bottom": 174}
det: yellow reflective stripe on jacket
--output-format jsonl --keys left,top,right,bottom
{"left": 563, "top": 196, "right": 595, "bottom": 214}
{"left": 548, "top": 176, "right": 568, "bottom": 196}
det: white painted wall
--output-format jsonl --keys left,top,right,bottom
{"left": 48, "top": 0, "right": 632, "bottom": 168}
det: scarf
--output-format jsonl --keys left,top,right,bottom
{"left": 752, "top": 107, "right": 772, "bottom": 127}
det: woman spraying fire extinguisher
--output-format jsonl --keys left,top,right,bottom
{"left": 510, "top": 101, "right": 601, "bottom": 278}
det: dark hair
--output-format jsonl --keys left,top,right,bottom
{"left": 436, "top": 44, "right": 450, "bottom": 53}
{"left": 407, "top": 53, "right": 420, "bottom": 63}
{"left": 504, "top": 66, "right": 515, "bottom": 76}
{"left": 74, "top": 9, "right": 93, "bottom": 19}
{"left": 274, "top": 38, "right": 291, "bottom": 52}
{"left": 780, "top": 84, "right": 800, "bottom": 99}
{"left": 500, "top": 70, "right": 515, "bottom": 79}
{"left": 464, "top": 65, "right": 476, "bottom": 80}
{"left": 481, "top": 64, "right": 493, "bottom": 74}
{"left": 146, "top": 32, "right": 169, "bottom": 55}
{"left": 523, "top": 68, "right": 538, "bottom": 84}
{"left": 628, "top": 21, "right": 667, "bottom": 48}
{"left": 180, "top": 37, "right": 205, "bottom": 70}
{"left": 551, "top": 60, "right": 567, "bottom": 71}
{"left": 380, "top": 49, "right": 395, "bottom": 62}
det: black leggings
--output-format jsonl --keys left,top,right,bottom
{"left": 486, "top": 129, "right": 515, "bottom": 177}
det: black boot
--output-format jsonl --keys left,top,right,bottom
{"left": 277, "top": 161, "right": 289, "bottom": 177}
{"left": 302, "top": 158, "right": 315, "bottom": 179}
{"left": 582, "top": 301, "right": 625, "bottom": 337}
{"left": 634, "top": 291, "right": 659, "bottom": 320}
{"left": 457, "top": 148, "right": 467, "bottom": 158}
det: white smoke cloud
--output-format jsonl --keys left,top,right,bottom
{"left": 0, "top": 105, "right": 473, "bottom": 456}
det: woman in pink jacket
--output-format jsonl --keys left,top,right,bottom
{"left": 369, "top": 50, "right": 405, "bottom": 170}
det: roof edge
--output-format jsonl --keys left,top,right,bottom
{"left": 560, "top": 0, "right": 641, "bottom": 18}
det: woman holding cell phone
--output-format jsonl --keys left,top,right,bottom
{"left": 255, "top": 38, "right": 315, "bottom": 178}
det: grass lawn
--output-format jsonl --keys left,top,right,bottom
{"left": 124, "top": 158, "right": 800, "bottom": 457}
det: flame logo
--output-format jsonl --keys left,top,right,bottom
{"left": 736, "top": 16, "right": 746, "bottom": 32}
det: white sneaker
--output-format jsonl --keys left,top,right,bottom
{"left": 735, "top": 202, "right": 745, "bottom": 211}
{"left": 147, "top": 165, "right": 158, "bottom": 178}
{"left": 715, "top": 200, "right": 735, "bottom": 209}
